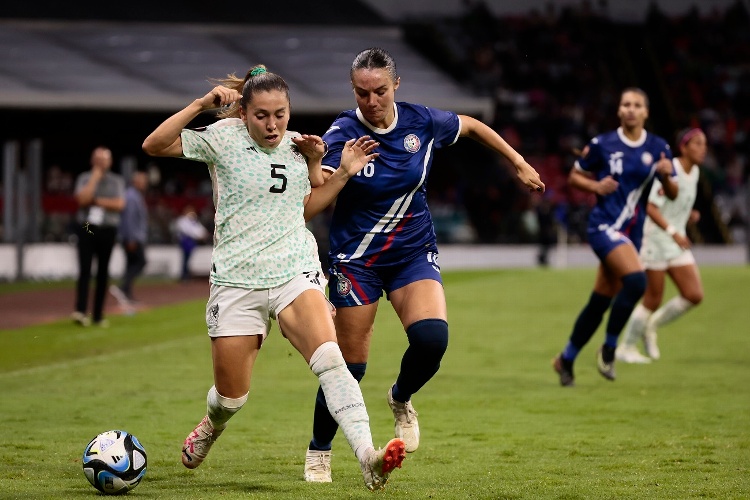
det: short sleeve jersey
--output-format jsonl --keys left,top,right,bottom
{"left": 321, "top": 102, "right": 460, "bottom": 267}
{"left": 181, "top": 118, "right": 321, "bottom": 288}
{"left": 575, "top": 127, "right": 673, "bottom": 238}
{"left": 74, "top": 171, "right": 125, "bottom": 228}
{"left": 642, "top": 158, "right": 699, "bottom": 260}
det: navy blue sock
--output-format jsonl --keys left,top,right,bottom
{"left": 562, "top": 291, "right": 612, "bottom": 361}
{"left": 392, "top": 319, "right": 449, "bottom": 403}
{"left": 309, "top": 362, "right": 366, "bottom": 451}
{"left": 604, "top": 271, "right": 647, "bottom": 347}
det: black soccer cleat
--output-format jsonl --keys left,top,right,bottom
{"left": 552, "top": 353, "right": 575, "bottom": 387}
{"left": 596, "top": 345, "right": 616, "bottom": 381}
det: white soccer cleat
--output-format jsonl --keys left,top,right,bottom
{"left": 71, "top": 311, "right": 91, "bottom": 327}
{"left": 303, "top": 449, "right": 332, "bottom": 483}
{"left": 643, "top": 326, "right": 661, "bottom": 361}
{"left": 360, "top": 438, "right": 406, "bottom": 491}
{"left": 182, "top": 416, "right": 223, "bottom": 469}
{"left": 109, "top": 285, "right": 135, "bottom": 315}
{"left": 387, "top": 387, "right": 420, "bottom": 453}
{"left": 615, "top": 344, "right": 652, "bottom": 364}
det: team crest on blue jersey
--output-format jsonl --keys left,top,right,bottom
{"left": 403, "top": 134, "right": 421, "bottom": 153}
{"left": 641, "top": 151, "right": 653, "bottom": 166}
{"left": 336, "top": 275, "right": 352, "bottom": 296}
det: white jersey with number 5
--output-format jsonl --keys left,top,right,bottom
{"left": 181, "top": 118, "right": 321, "bottom": 288}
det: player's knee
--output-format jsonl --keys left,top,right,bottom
{"left": 683, "top": 289, "right": 703, "bottom": 306}
{"left": 620, "top": 271, "right": 647, "bottom": 302}
{"left": 406, "top": 318, "right": 449, "bottom": 359}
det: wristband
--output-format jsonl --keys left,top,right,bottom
{"left": 665, "top": 224, "right": 676, "bottom": 236}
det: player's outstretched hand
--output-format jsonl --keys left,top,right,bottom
{"left": 199, "top": 86, "right": 242, "bottom": 110}
{"left": 292, "top": 134, "right": 327, "bottom": 162}
{"left": 516, "top": 160, "right": 546, "bottom": 193}
{"left": 340, "top": 136, "right": 379, "bottom": 178}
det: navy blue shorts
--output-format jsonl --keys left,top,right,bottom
{"left": 587, "top": 226, "right": 635, "bottom": 262}
{"left": 328, "top": 251, "right": 442, "bottom": 307}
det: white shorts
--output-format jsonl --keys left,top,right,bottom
{"left": 642, "top": 249, "right": 696, "bottom": 271}
{"left": 205, "top": 271, "right": 328, "bottom": 340}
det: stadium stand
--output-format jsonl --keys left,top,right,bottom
{"left": 0, "top": 0, "right": 747, "bottom": 247}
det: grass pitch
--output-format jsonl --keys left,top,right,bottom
{"left": 0, "top": 266, "right": 748, "bottom": 499}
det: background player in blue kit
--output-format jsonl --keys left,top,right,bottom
{"left": 552, "top": 88, "right": 678, "bottom": 387}
{"left": 303, "top": 47, "right": 545, "bottom": 482}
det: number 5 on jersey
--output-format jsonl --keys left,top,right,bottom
{"left": 269, "top": 164, "right": 287, "bottom": 193}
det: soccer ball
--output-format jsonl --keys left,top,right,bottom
{"left": 82, "top": 430, "right": 147, "bottom": 495}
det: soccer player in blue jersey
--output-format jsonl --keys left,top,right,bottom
{"left": 552, "top": 88, "right": 678, "bottom": 386}
{"left": 303, "top": 47, "right": 545, "bottom": 482}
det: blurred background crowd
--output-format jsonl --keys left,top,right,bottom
{"left": 1, "top": 0, "right": 747, "bottom": 254}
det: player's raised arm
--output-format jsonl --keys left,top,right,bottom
{"left": 292, "top": 134, "right": 327, "bottom": 187}
{"left": 143, "top": 86, "right": 242, "bottom": 158}
{"left": 303, "top": 136, "right": 379, "bottom": 221}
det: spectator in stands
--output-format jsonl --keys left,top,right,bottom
{"left": 141, "top": 64, "right": 406, "bottom": 491}
{"left": 302, "top": 47, "right": 544, "bottom": 483}
{"left": 110, "top": 170, "right": 149, "bottom": 313}
{"left": 617, "top": 128, "right": 707, "bottom": 363}
{"left": 175, "top": 205, "right": 209, "bottom": 281}
{"left": 552, "top": 88, "right": 677, "bottom": 386}
{"left": 71, "top": 146, "right": 125, "bottom": 327}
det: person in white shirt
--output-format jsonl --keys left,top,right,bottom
{"left": 617, "top": 128, "right": 706, "bottom": 363}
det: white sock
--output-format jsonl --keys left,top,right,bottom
{"left": 309, "top": 341, "right": 374, "bottom": 462}
{"left": 649, "top": 296, "right": 694, "bottom": 329}
{"left": 207, "top": 385, "right": 248, "bottom": 430}
{"left": 622, "top": 304, "right": 652, "bottom": 346}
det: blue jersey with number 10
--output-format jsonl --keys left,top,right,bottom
{"left": 321, "top": 102, "right": 461, "bottom": 268}
{"left": 576, "top": 127, "right": 673, "bottom": 243}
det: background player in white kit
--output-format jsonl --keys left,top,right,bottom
{"left": 617, "top": 128, "right": 707, "bottom": 363}
{"left": 142, "top": 65, "right": 407, "bottom": 491}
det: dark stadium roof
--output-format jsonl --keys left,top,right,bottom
{"left": 0, "top": 19, "right": 493, "bottom": 120}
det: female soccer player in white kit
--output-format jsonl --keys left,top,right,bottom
{"left": 617, "top": 128, "right": 706, "bottom": 363}
{"left": 142, "top": 65, "right": 406, "bottom": 491}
